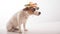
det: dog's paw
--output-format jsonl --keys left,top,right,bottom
{"left": 19, "top": 31, "right": 22, "bottom": 33}
{"left": 24, "top": 29, "right": 28, "bottom": 31}
{"left": 17, "top": 31, "right": 22, "bottom": 33}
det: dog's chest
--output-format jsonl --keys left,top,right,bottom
{"left": 19, "top": 11, "right": 29, "bottom": 19}
{"left": 16, "top": 11, "right": 29, "bottom": 23}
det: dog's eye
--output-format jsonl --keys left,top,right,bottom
{"left": 36, "top": 7, "right": 39, "bottom": 10}
{"left": 30, "top": 7, "right": 36, "bottom": 12}
{"left": 32, "top": 8, "right": 35, "bottom": 11}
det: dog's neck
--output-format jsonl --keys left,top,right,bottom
{"left": 23, "top": 11, "right": 30, "bottom": 18}
{"left": 19, "top": 11, "right": 30, "bottom": 19}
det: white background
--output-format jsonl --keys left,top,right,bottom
{"left": 0, "top": 0, "right": 60, "bottom": 34}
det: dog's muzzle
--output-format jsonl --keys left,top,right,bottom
{"left": 36, "top": 7, "right": 41, "bottom": 15}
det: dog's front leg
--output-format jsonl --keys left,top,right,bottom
{"left": 23, "top": 22, "right": 28, "bottom": 31}
{"left": 18, "top": 21, "right": 22, "bottom": 33}
{"left": 18, "top": 24, "right": 22, "bottom": 33}
{"left": 17, "top": 14, "right": 22, "bottom": 33}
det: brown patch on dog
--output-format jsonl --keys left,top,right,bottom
{"left": 23, "top": 7, "right": 36, "bottom": 15}
{"left": 23, "top": 7, "right": 29, "bottom": 11}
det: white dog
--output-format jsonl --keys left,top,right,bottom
{"left": 7, "top": 2, "right": 41, "bottom": 33}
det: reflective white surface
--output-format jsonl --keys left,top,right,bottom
{"left": 0, "top": 22, "right": 60, "bottom": 34}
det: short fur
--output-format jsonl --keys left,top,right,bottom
{"left": 7, "top": 3, "right": 41, "bottom": 33}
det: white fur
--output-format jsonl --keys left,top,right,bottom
{"left": 7, "top": 10, "right": 39, "bottom": 33}
{"left": 7, "top": 10, "right": 29, "bottom": 32}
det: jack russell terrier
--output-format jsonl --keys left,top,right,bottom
{"left": 7, "top": 2, "right": 41, "bottom": 33}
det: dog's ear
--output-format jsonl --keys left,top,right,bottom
{"left": 23, "top": 7, "right": 29, "bottom": 11}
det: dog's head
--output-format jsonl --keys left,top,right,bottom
{"left": 23, "top": 2, "right": 41, "bottom": 16}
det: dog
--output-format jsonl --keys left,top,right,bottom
{"left": 7, "top": 2, "right": 41, "bottom": 33}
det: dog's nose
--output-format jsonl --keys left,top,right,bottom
{"left": 39, "top": 12, "right": 41, "bottom": 15}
